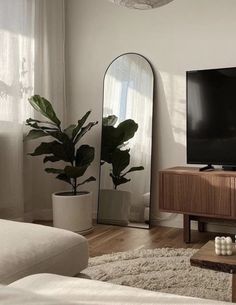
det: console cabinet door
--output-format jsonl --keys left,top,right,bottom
{"left": 159, "top": 173, "right": 232, "bottom": 217}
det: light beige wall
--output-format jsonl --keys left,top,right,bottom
{"left": 65, "top": 0, "right": 236, "bottom": 229}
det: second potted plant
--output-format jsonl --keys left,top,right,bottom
{"left": 99, "top": 115, "right": 144, "bottom": 225}
{"left": 25, "top": 95, "right": 97, "bottom": 234}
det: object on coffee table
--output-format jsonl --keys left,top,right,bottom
{"left": 190, "top": 240, "right": 236, "bottom": 302}
{"left": 215, "top": 236, "right": 232, "bottom": 256}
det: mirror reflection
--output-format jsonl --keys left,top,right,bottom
{"left": 98, "top": 53, "right": 154, "bottom": 229}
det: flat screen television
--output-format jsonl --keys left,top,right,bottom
{"left": 187, "top": 67, "right": 236, "bottom": 168}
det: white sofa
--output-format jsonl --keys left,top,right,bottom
{"left": 4, "top": 273, "right": 231, "bottom": 305}
{"left": 0, "top": 219, "right": 88, "bottom": 284}
{"left": 0, "top": 219, "right": 232, "bottom": 304}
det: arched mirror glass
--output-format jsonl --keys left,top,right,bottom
{"left": 98, "top": 53, "right": 154, "bottom": 229}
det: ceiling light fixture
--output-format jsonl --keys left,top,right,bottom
{"left": 109, "top": 0, "right": 174, "bottom": 10}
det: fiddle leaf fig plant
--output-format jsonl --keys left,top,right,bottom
{"left": 101, "top": 115, "right": 144, "bottom": 190}
{"left": 25, "top": 95, "right": 98, "bottom": 195}
{"left": 101, "top": 115, "right": 139, "bottom": 164}
{"left": 110, "top": 149, "right": 144, "bottom": 189}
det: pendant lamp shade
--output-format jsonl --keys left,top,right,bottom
{"left": 109, "top": 0, "right": 174, "bottom": 10}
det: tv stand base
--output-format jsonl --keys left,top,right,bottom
{"left": 222, "top": 165, "right": 236, "bottom": 171}
{"left": 183, "top": 214, "right": 235, "bottom": 243}
{"left": 199, "top": 164, "right": 215, "bottom": 172}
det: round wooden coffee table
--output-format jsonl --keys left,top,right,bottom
{"left": 190, "top": 240, "right": 236, "bottom": 302}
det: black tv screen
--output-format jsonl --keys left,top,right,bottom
{"left": 187, "top": 67, "right": 236, "bottom": 166}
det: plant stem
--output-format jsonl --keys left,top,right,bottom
{"left": 72, "top": 158, "right": 77, "bottom": 195}
{"left": 73, "top": 178, "right": 77, "bottom": 195}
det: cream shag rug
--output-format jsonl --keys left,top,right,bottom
{"left": 82, "top": 248, "right": 231, "bottom": 302}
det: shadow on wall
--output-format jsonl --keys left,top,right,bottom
{"left": 0, "top": 63, "right": 33, "bottom": 98}
{"left": 151, "top": 70, "right": 186, "bottom": 222}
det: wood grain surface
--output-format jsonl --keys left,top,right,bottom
{"left": 86, "top": 224, "right": 227, "bottom": 257}
{"left": 159, "top": 167, "right": 236, "bottom": 219}
{"left": 190, "top": 240, "right": 236, "bottom": 273}
{"left": 35, "top": 221, "right": 234, "bottom": 257}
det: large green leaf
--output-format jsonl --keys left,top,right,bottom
{"left": 102, "top": 115, "right": 118, "bottom": 127}
{"left": 24, "top": 129, "right": 49, "bottom": 141}
{"left": 45, "top": 168, "right": 64, "bottom": 174}
{"left": 101, "top": 126, "right": 119, "bottom": 147}
{"left": 64, "top": 124, "right": 76, "bottom": 139}
{"left": 26, "top": 118, "right": 58, "bottom": 131}
{"left": 116, "top": 119, "right": 138, "bottom": 143}
{"left": 26, "top": 118, "right": 42, "bottom": 124}
{"left": 64, "top": 165, "right": 88, "bottom": 179}
{"left": 77, "top": 176, "right": 96, "bottom": 187}
{"left": 43, "top": 156, "right": 61, "bottom": 163}
{"left": 101, "top": 125, "right": 126, "bottom": 163}
{"left": 29, "top": 95, "right": 61, "bottom": 127}
{"left": 30, "top": 141, "right": 56, "bottom": 156}
{"left": 62, "top": 139, "right": 75, "bottom": 163}
{"left": 101, "top": 119, "right": 138, "bottom": 164}
{"left": 30, "top": 141, "right": 74, "bottom": 163}
{"left": 56, "top": 173, "right": 71, "bottom": 185}
{"left": 26, "top": 118, "right": 58, "bottom": 127}
{"left": 76, "top": 145, "right": 94, "bottom": 167}
{"left": 102, "top": 119, "right": 138, "bottom": 148}
{"left": 101, "top": 146, "right": 113, "bottom": 164}
{"left": 72, "top": 111, "right": 91, "bottom": 139}
{"left": 73, "top": 121, "right": 98, "bottom": 144}
{"left": 100, "top": 149, "right": 110, "bottom": 164}
{"left": 125, "top": 166, "right": 144, "bottom": 175}
{"left": 26, "top": 128, "right": 72, "bottom": 147}
{"left": 49, "top": 131, "right": 70, "bottom": 143}
{"left": 111, "top": 149, "right": 130, "bottom": 176}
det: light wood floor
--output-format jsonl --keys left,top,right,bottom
{"left": 87, "top": 224, "right": 223, "bottom": 257}
{"left": 35, "top": 220, "right": 227, "bottom": 257}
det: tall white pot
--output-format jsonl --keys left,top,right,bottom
{"left": 52, "top": 191, "right": 93, "bottom": 235}
{"left": 98, "top": 189, "right": 131, "bottom": 226}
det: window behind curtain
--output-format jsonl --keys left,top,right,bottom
{"left": 0, "top": 0, "right": 34, "bottom": 123}
{"left": 0, "top": 0, "right": 35, "bottom": 219}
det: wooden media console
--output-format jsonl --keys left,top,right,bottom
{"left": 159, "top": 167, "right": 236, "bottom": 243}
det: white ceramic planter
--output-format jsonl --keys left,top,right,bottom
{"left": 98, "top": 189, "right": 131, "bottom": 226}
{"left": 52, "top": 191, "right": 93, "bottom": 234}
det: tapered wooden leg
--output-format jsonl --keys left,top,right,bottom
{"left": 184, "top": 214, "right": 191, "bottom": 243}
{"left": 198, "top": 221, "right": 205, "bottom": 232}
{"left": 232, "top": 274, "right": 236, "bottom": 302}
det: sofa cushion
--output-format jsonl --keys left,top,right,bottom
{"left": 0, "top": 284, "right": 75, "bottom": 305}
{"left": 0, "top": 219, "right": 88, "bottom": 284}
{"left": 10, "top": 273, "right": 232, "bottom": 305}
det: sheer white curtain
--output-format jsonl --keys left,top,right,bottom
{"left": 0, "top": 0, "right": 34, "bottom": 220}
{"left": 30, "top": 0, "right": 66, "bottom": 220}
{"left": 0, "top": 0, "right": 66, "bottom": 221}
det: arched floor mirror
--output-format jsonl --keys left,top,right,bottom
{"left": 98, "top": 53, "right": 154, "bottom": 229}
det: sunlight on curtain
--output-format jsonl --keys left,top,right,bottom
{"left": 0, "top": 0, "right": 34, "bottom": 123}
{"left": 31, "top": 0, "right": 66, "bottom": 220}
{"left": 102, "top": 55, "right": 153, "bottom": 222}
{"left": 161, "top": 71, "right": 185, "bottom": 146}
{"left": 0, "top": 0, "right": 34, "bottom": 219}
{"left": 0, "top": 0, "right": 66, "bottom": 221}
